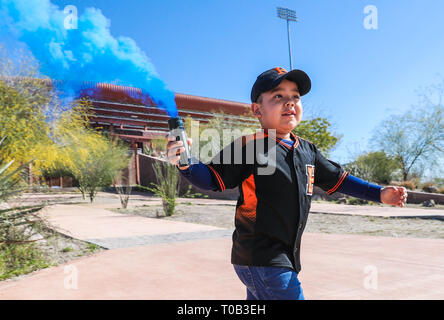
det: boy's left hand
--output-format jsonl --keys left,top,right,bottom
{"left": 380, "top": 186, "right": 408, "bottom": 207}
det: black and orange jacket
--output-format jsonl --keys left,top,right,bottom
{"left": 206, "top": 129, "right": 348, "bottom": 273}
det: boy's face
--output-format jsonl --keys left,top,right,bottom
{"left": 251, "top": 79, "right": 303, "bottom": 135}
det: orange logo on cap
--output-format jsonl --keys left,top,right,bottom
{"left": 273, "top": 67, "right": 287, "bottom": 75}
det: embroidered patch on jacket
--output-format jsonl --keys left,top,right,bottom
{"left": 305, "top": 164, "right": 315, "bottom": 196}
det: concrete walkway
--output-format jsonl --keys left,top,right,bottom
{"left": 0, "top": 202, "right": 443, "bottom": 299}
{"left": 39, "top": 204, "right": 224, "bottom": 241}
{"left": 1, "top": 232, "right": 443, "bottom": 299}
{"left": 310, "top": 202, "right": 444, "bottom": 219}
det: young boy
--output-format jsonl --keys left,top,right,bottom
{"left": 166, "top": 67, "right": 408, "bottom": 300}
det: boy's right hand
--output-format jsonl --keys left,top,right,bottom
{"left": 166, "top": 134, "right": 192, "bottom": 170}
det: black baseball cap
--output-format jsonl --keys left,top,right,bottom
{"left": 250, "top": 67, "right": 311, "bottom": 103}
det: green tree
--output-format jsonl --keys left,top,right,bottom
{"left": 53, "top": 108, "right": 131, "bottom": 202}
{"left": 344, "top": 151, "right": 401, "bottom": 184}
{"left": 0, "top": 79, "right": 53, "bottom": 174}
{"left": 371, "top": 86, "right": 443, "bottom": 181}
{"left": 293, "top": 117, "right": 341, "bottom": 157}
{"left": 0, "top": 46, "right": 68, "bottom": 177}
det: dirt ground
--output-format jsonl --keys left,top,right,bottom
{"left": 37, "top": 233, "right": 105, "bottom": 266}
{"left": 1, "top": 232, "right": 104, "bottom": 282}
{"left": 113, "top": 201, "right": 444, "bottom": 240}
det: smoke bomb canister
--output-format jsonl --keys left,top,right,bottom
{"left": 168, "top": 117, "right": 192, "bottom": 168}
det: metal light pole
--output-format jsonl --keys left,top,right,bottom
{"left": 277, "top": 7, "right": 298, "bottom": 70}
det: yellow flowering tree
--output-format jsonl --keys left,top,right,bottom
{"left": 50, "top": 105, "right": 131, "bottom": 202}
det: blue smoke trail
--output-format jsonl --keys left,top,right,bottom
{"left": 0, "top": 0, "right": 178, "bottom": 117}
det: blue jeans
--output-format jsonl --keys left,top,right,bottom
{"left": 233, "top": 264, "right": 305, "bottom": 300}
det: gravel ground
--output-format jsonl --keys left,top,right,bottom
{"left": 113, "top": 201, "right": 444, "bottom": 240}
{"left": 1, "top": 203, "right": 106, "bottom": 282}
{"left": 2, "top": 233, "right": 105, "bottom": 283}
{"left": 36, "top": 233, "right": 105, "bottom": 265}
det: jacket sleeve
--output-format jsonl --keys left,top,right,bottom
{"left": 313, "top": 144, "right": 349, "bottom": 195}
{"left": 205, "top": 138, "right": 254, "bottom": 191}
{"left": 178, "top": 159, "right": 218, "bottom": 191}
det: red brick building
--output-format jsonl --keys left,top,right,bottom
{"left": 80, "top": 83, "right": 258, "bottom": 186}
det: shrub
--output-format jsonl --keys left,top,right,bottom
{"left": 0, "top": 205, "right": 53, "bottom": 280}
{"left": 146, "top": 160, "right": 179, "bottom": 216}
{"left": 0, "top": 243, "right": 50, "bottom": 280}
{"left": 422, "top": 182, "right": 435, "bottom": 188}
{"left": 392, "top": 180, "right": 417, "bottom": 190}
{"left": 182, "top": 185, "right": 209, "bottom": 199}
{"left": 399, "top": 180, "right": 416, "bottom": 190}
{"left": 432, "top": 178, "right": 444, "bottom": 188}
{"left": 0, "top": 137, "right": 55, "bottom": 280}
{"left": 113, "top": 174, "right": 132, "bottom": 209}
{"left": 421, "top": 182, "right": 438, "bottom": 193}
{"left": 347, "top": 197, "right": 369, "bottom": 205}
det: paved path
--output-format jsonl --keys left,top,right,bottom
{"left": 310, "top": 202, "right": 444, "bottom": 219}
{"left": 0, "top": 233, "right": 443, "bottom": 299}
{"left": 39, "top": 204, "right": 224, "bottom": 241}
{"left": 0, "top": 201, "right": 443, "bottom": 300}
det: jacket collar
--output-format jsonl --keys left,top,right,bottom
{"left": 262, "top": 128, "right": 299, "bottom": 150}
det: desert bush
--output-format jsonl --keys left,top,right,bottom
{"left": 432, "top": 178, "right": 444, "bottom": 188}
{"left": 0, "top": 135, "right": 55, "bottom": 280}
{"left": 113, "top": 174, "right": 132, "bottom": 209}
{"left": 421, "top": 181, "right": 438, "bottom": 193}
{"left": 0, "top": 242, "right": 49, "bottom": 280}
{"left": 396, "top": 180, "right": 416, "bottom": 190}
{"left": 182, "top": 185, "right": 209, "bottom": 199}
{"left": 347, "top": 197, "right": 369, "bottom": 205}
{"left": 146, "top": 160, "right": 179, "bottom": 216}
{"left": 346, "top": 196, "right": 379, "bottom": 206}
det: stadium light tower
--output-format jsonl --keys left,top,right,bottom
{"left": 277, "top": 7, "right": 298, "bottom": 70}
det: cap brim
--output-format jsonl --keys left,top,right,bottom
{"left": 271, "top": 69, "right": 311, "bottom": 96}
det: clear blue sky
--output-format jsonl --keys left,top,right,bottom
{"left": 51, "top": 0, "right": 444, "bottom": 163}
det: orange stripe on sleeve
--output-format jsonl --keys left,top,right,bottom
{"left": 327, "top": 171, "right": 349, "bottom": 195}
{"left": 207, "top": 165, "right": 226, "bottom": 191}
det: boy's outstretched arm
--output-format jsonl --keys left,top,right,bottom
{"left": 177, "top": 160, "right": 218, "bottom": 191}
{"left": 312, "top": 144, "right": 407, "bottom": 208}
{"left": 336, "top": 174, "right": 408, "bottom": 208}
{"left": 166, "top": 134, "right": 218, "bottom": 191}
